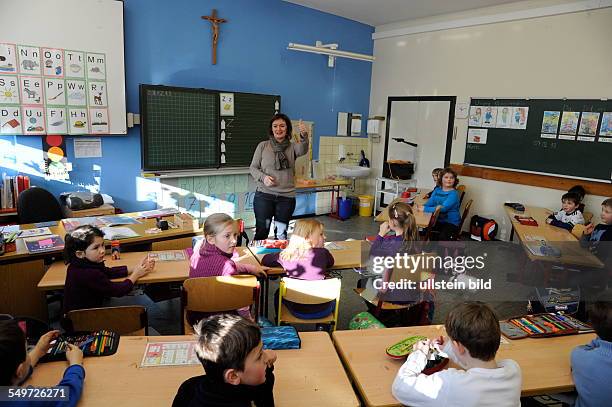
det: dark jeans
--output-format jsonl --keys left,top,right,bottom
{"left": 253, "top": 191, "right": 296, "bottom": 240}
{"left": 433, "top": 222, "right": 460, "bottom": 241}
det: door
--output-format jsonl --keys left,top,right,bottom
{"left": 383, "top": 97, "right": 455, "bottom": 204}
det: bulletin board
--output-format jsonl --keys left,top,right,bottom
{"left": 0, "top": 0, "right": 127, "bottom": 135}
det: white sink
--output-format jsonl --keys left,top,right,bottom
{"left": 337, "top": 165, "right": 370, "bottom": 178}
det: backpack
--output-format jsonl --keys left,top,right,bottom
{"left": 469, "top": 215, "right": 498, "bottom": 241}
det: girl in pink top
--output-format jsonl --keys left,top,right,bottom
{"left": 188, "top": 213, "right": 265, "bottom": 322}
{"left": 190, "top": 213, "right": 265, "bottom": 278}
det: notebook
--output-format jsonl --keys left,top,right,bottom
{"left": 24, "top": 235, "right": 65, "bottom": 253}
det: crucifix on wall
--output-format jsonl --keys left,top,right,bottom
{"left": 201, "top": 9, "right": 227, "bottom": 65}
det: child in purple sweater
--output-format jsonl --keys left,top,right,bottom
{"left": 63, "top": 225, "right": 154, "bottom": 319}
{"left": 262, "top": 219, "right": 335, "bottom": 319}
{"left": 261, "top": 218, "right": 334, "bottom": 280}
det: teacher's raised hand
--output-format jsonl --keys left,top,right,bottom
{"left": 297, "top": 119, "right": 308, "bottom": 141}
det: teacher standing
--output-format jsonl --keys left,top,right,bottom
{"left": 250, "top": 113, "right": 309, "bottom": 240}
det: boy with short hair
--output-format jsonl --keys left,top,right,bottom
{"left": 0, "top": 319, "right": 85, "bottom": 407}
{"left": 424, "top": 168, "right": 444, "bottom": 199}
{"left": 392, "top": 301, "right": 521, "bottom": 407}
{"left": 173, "top": 314, "right": 276, "bottom": 407}
{"left": 571, "top": 299, "right": 612, "bottom": 407}
{"left": 547, "top": 192, "right": 585, "bottom": 231}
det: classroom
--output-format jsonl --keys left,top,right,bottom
{"left": 0, "top": 0, "right": 611, "bottom": 406}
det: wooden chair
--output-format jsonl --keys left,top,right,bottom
{"left": 422, "top": 205, "right": 441, "bottom": 241}
{"left": 355, "top": 252, "right": 436, "bottom": 323}
{"left": 453, "top": 199, "right": 473, "bottom": 240}
{"left": 456, "top": 185, "right": 466, "bottom": 205}
{"left": 66, "top": 306, "right": 148, "bottom": 336}
{"left": 277, "top": 277, "right": 341, "bottom": 331}
{"left": 181, "top": 275, "right": 259, "bottom": 334}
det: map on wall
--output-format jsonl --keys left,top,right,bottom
{"left": 0, "top": 43, "right": 109, "bottom": 135}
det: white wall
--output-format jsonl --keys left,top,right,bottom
{"left": 369, "top": 0, "right": 612, "bottom": 239}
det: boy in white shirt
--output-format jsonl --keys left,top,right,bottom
{"left": 392, "top": 301, "right": 522, "bottom": 407}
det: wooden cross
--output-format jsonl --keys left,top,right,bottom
{"left": 201, "top": 9, "right": 227, "bottom": 65}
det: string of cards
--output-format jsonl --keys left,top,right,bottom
{"left": 0, "top": 43, "right": 109, "bottom": 135}
{"left": 467, "top": 105, "right": 612, "bottom": 145}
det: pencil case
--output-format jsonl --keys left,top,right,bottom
{"left": 41, "top": 330, "right": 120, "bottom": 362}
{"left": 261, "top": 326, "right": 301, "bottom": 350}
{"left": 502, "top": 313, "right": 592, "bottom": 339}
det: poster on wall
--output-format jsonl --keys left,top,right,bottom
{"left": 496, "top": 106, "right": 512, "bottom": 128}
{"left": 578, "top": 112, "right": 600, "bottom": 136}
{"left": 559, "top": 111, "right": 580, "bottom": 135}
{"left": 511, "top": 107, "right": 529, "bottom": 129}
{"left": 481, "top": 106, "right": 497, "bottom": 128}
{"left": 599, "top": 112, "right": 612, "bottom": 137}
{"left": 541, "top": 111, "right": 560, "bottom": 134}
{"left": 468, "top": 106, "right": 483, "bottom": 127}
{"left": 0, "top": 42, "right": 107, "bottom": 135}
{"left": 467, "top": 128, "right": 488, "bottom": 144}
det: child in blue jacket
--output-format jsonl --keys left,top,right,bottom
{"left": 417, "top": 168, "right": 461, "bottom": 240}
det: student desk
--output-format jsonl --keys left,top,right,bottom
{"left": 249, "top": 240, "right": 369, "bottom": 317}
{"left": 37, "top": 247, "right": 261, "bottom": 291}
{"left": 249, "top": 239, "right": 367, "bottom": 275}
{"left": 333, "top": 326, "right": 595, "bottom": 407}
{"left": 503, "top": 205, "right": 603, "bottom": 269}
{"left": 0, "top": 213, "right": 200, "bottom": 320}
{"left": 26, "top": 332, "right": 359, "bottom": 407}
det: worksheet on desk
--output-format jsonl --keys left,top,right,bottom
{"left": 141, "top": 341, "right": 199, "bottom": 367}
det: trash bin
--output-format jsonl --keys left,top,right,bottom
{"left": 337, "top": 197, "right": 352, "bottom": 220}
{"left": 358, "top": 195, "right": 374, "bottom": 217}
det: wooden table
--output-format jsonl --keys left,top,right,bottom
{"left": 503, "top": 205, "right": 603, "bottom": 268}
{"left": 374, "top": 190, "right": 431, "bottom": 228}
{"left": 296, "top": 178, "right": 352, "bottom": 217}
{"left": 333, "top": 325, "right": 596, "bottom": 407}
{"left": 0, "top": 211, "right": 201, "bottom": 319}
{"left": 37, "top": 247, "right": 261, "bottom": 291}
{"left": 249, "top": 239, "right": 368, "bottom": 275}
{"left": 26, "top": 332, "right": 359, "bottom": 407}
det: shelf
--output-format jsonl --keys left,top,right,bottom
{"left": 0, "top": 209, "right": 18, "bottom": 217}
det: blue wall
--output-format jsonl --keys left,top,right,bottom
{"left": 0, "top": 0, "right": 373, "bottom": 212}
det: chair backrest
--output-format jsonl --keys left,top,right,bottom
{"left": 456, "top": 185, "right": 466, "bottom": 205}
{"left": 17, "top": 187, "right": 63, "bottom": 224}
{"left": 424, "top": 206, "right": 441, "bottom": 241}
{"left": 457, "top": 199, "right": 474, "bottom": 233}
{"left": 280, "top": 277, "right": 341, "bottom": 305}
{"left": 182, "top": 275, "right": 258, "bottom": 312}
{"left": 66, "top": 306, "right": 148, "bottom": 336}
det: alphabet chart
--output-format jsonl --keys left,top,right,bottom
{"left": 0, "top": 43, "right": 109, "bottom": 135}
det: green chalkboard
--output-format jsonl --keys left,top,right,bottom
{"left": 140, "top": 85, "right": 280, "bottom": 172}
{"left": 140, "top": 85, "right": 219, "bottom": 171}
{"left": 464, "top": 98, "right": 612, "bottom": 182}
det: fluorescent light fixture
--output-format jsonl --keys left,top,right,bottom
{"left": 287, "top": 41, "right": 374, "bottom": 67}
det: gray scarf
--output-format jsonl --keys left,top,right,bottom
{"left": 269, "top": 136, "right": 291, "bottom": 170}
